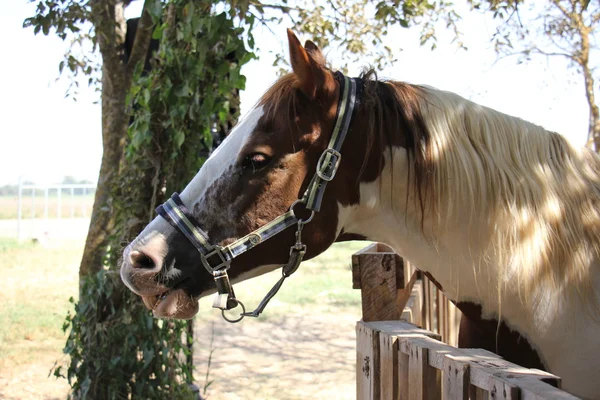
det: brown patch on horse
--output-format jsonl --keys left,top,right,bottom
{"left": 457, "top": 301, "right": 546, "bottom": 371}
{"left": 422, "top": 272, "right": 545, "bottom": 370}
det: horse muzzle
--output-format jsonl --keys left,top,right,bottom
{"left": 120, "top": 233, "right": 200, "bottom": 319}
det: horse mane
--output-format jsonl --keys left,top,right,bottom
{"left": 385, "top": 80, "right": 600, "bottom": 315}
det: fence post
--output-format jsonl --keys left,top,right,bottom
{"left": 44, "top": 186, "right": 49, "bottom": 221}
{"left": 352, "top": 243, "right": 408, "bottom": 321}
{"left": 57, "top": 186, "right": 62, "bottom": 219}
{"left": 17, "top": 176, "right": 22, "bottom": 241}
{"left": 70, "top": 187, "right": 74, "bottom": 217}
{"left": 82, "top": 187, "right": 87, "bottom": 217}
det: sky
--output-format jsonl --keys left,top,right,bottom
{"left": 0, "top": 1, "right": 593, "bottom": 186}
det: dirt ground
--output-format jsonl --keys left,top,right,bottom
{"left": 0, "top": 309, "right": 359, "bottom": 400}
{"left": 194, "top": 311, "right": 359, "bottom": 400}
{"left": 0, "top": 339, "right": 70, "bottom": 400}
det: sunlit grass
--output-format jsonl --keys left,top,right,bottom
{"left": 0, "top": 239, "right": 81, "bottom": 359}
{"left": 0, "top": 195, "right": 95, "bottom": 219}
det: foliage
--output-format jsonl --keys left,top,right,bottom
{"left": 54, "top": 270, "right": 195, "bottom": 399}
{"left": 225, "top": 0, "right": 465, "bottom": 70}
{"left": 126, "top": 1, "right": 252, "bottom": 170}
{"left": 24, "top": 0, "right": 99, "bottom": 99}
{"left": 24, "top": 0, "right": 251, "bottom": 398}
{"left": 468, "top": 0, "right": 600, "bottom": 148}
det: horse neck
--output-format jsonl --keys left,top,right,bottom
{"left": 339, "top": 146, "right": 496, "bottom": 300}
{"left": 339, "top": 126, "right": 600, "bottom": 342}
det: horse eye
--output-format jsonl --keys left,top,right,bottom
{"left": 242, "top": 152, "right": 271, "bottom": 171}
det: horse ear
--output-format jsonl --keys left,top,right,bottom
{"left": 304, "top": 40, "right": 319, "bottom": 53}
{"left": 304, "top": 40, "right": 326, "bottom": 66}
{"left": 287, "top": 29, "right": 318, "bottom": 99}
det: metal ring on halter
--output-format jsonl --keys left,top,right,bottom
{"left": 221, "top": 300, "right": 246, "bottom": 323}
{"left": 289, "top": 199, "right": 315, "bottom": 224}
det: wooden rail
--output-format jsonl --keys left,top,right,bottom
{"left": 352, "top": 243, "right": 581, "bottom": 400}
{"left": 357, "top": 321, "right": 579, "bottom": 400}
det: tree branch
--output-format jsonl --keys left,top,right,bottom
{"left": 530, "top": 47, "right": 576, "bottom": 60}
{"left": 126, "top": 0, "right": 157, "bottom": 80}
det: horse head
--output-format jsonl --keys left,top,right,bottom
{"left": 120, "top": 30, "right": 371, "bottom": 319}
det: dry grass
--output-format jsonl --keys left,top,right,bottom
{"left": 0, "top": 195, "right": 95, "bottom": 219}
{"left": 0, "top": 238, "right": 82, "bottom": 400}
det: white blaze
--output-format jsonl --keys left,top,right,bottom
{"left": 180, "top": 106, "right": 264, "bottom": 206}
{"left": 131, "top": 106, "right": 264, "bottom": 243}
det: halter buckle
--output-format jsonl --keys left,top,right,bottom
{"left": 212, "top": 269, "right": 239, "bottom": 310}
{"left": 201, "top": 246, "right": 230, "bottom": 272}
{"left": 316, "top": 148, "right": 342, "bottom": 181}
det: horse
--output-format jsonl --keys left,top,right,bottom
{"left": 120, "top": 30, "right": 600, "bottom": 399}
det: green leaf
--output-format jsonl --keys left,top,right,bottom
{"left": 174, "top": 130, "right": 185, "bottom": 148}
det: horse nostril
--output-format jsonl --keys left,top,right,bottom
{"left": 129, "top": 250, "right": 156, "bottom": 269}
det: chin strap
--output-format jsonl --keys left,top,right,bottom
{"left": 155, "top": 72, "right": 361, "bottom": 323}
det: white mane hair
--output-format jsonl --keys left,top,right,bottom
{"left": 409, "top": 84, "right": 600, "bottom": 316}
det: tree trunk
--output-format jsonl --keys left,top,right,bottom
{"left": 573, "top": 17, "right": 600, "bottom": 152}
{"left": 79, "top": 0, "right": 155, "bottom": 279}
{"left": 582, "top": 51, "right": 600, "bottom": 151}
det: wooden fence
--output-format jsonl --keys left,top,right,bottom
{"left": 352, "top": 243, "right": 580, "bottom": 400}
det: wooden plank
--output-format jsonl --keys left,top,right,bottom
{"left": 465, "top": 348, "right": 564, "bottom": 395}
{"left": 454, "top": 349, "right": 576, "bottom": 399}
{"left": 398, "top": 343, "right": 409, "bottom": 400}
{"left": 406, "top": 340, "right": 441, "bottom": 400}
{"left": 469, "top": 385, "right": 488, "bottom": 400}
{"left": 447, "top": 300, "right": 458, "bottom": 347}
{"left": 399, "top": 337, "right": 515, "bottom": 400}
{"left": 411, "top": 280, "right": 423, "bottom": 327}
{"left": 426, "top": 279, "right": 433, "bottom": 331}
{"left": 422, "top": 278, "right": 430, "bottom": 330}
{"left": 400, "top": 336, "right": 468, "bottom": 400}
{"left": 366, "top": 321, "right": 441, "bottom": 400}
{"left": 397, "top": 270, "right": 418, "bottom": 311}
{"left": 403, "top": 260, "right": 412, "bottom": 294}
{"left": 352, "top": 243, "right": 379, "bottom": 289}
{"left": 407, "top": 341, "right": 426, "bottom": 400}
{"left": 393, "top": 332, "right": 577, "bottom": 400}
{"left": 357, "top": 321, "right": 378, "bottom": 400}
{"left": 494, "top": 374, "right": 580, "bottom": 400}
{"left": 442, "top": 355, "right": 469, "bottom": 400}
{"left": 436, "top": 286, "right": 442, "bottom": 335}
{"left": 364, "top": 320, "right": 442, "bottom": 341}
{"left": 455, "top": 348, "right": 577, "bottom": 399}
{"left": 450, "top": 348, "right": 520, "bottom": 399}
{"left": 367, "top": 320, "right": 440, "bottom": 400}
{"left": 400, "top": 336, "right": 443, "bottom": 400}
{"left": 380, "top": 330, "right": 398, "bottom": 400}
{"left": 352, "top": 243, "right": 405, "bottom": 321}
{"left": 401, "top": 301, "right": 415, "bottom": 324}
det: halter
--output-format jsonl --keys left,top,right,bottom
{"left": 156, "top": 72, "right": 361, "bottom": 323}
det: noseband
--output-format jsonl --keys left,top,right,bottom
{"left": 156, "top": 72, "right": 361, "bottom": 323}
